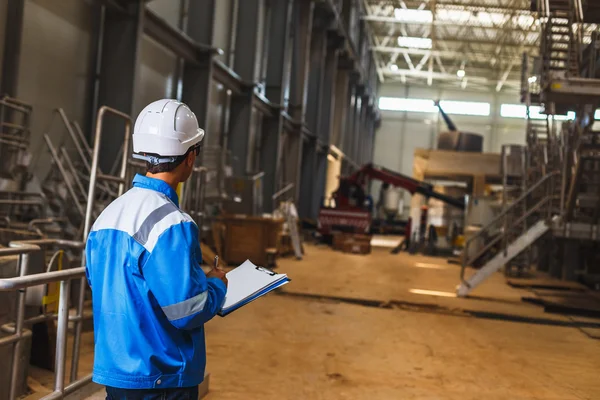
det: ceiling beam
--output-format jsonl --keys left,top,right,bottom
{"left": 363, "top": 15, "right": 540, "bottom": 34}
{"left": 365, "top": 0, "right": 533, "bottom": 13}
{"left": 372, "top": 45, "right": 527, "bottom": 59}
{"left": 373, "top": 35, "right": 539, "bottom": 49}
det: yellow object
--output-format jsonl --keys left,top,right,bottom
{"left": 551, "top": 83, "right": 562, "bottom": 90}
{"left": 43, "top": 250, "right": 63, "bottom": 313}
{"left": 453, "top": 235, "right": 465, "bottom": 248}
{"left": 176, "top": 182, "right": 183, "bottom": 200}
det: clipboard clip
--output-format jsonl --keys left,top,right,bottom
{"left": 255, "top": 266, "right": 276, "bottom": 276}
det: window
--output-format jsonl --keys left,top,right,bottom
{"left": 378, "top": 97, "right": 491, "bottom": 117}
{"left": 500, "top": 104, "right": 576, "bottom": 121}
{"left": 440, "top": 100, "right": 490, "bottom": 116}
{"left": 378, "top": 97, "right": 436, "bottom": 113}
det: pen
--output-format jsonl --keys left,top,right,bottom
{"left": 214, "top": 255, "right": 219, "bottom": 270}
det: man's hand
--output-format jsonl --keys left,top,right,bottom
{"left": 206, "top": 267, "right": 228, "bottom": 287}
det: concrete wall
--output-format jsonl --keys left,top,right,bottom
{"left": 17, "top": 0, "right": 93, "bottom": 179}
{"left": 134, "top": 35, "right": 178, "bottom": 117}
{"left": 146, "top": 0, "right": 182, "bottom": 30}
{"left": 0, "top": 0, "right": 7, "bottom": 81}
{"left": 372, "top": 83, "right": 527, "bottom": 215}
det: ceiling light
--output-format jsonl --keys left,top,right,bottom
{"left": 456, "top": 69, "right": 465, "bottom": 78}
{"left": 394, "top": 8, "right": 433, "bottom": 23}
{"left": 528, "top": 76, "right": 537, "bottom": 83}
{"left": 390, "top": 64, "right": 399, "bottom": 71}
{"left": 397, "top": 36, "right": 432, "bottom": 49}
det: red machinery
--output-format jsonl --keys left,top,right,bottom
{"left": 318, "top": 163, "right": 465, "bottom": 234}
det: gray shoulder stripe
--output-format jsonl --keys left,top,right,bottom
{"left": 162, "top": 291, "right": 208, "bottom": 321}
{"left": 132, "top": 202, "right": 179, "bottom": 245}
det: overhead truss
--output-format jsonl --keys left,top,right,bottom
{"left": 363, "top": 0, "right": 597, "bottom": 91}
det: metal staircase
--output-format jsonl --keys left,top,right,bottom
{"left": 541, "top": 0, "right": 582, "bottom": 82}
{"left": 457, "top": 172, "right": 561, "bottom": 297}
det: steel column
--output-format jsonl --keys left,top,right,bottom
{"left": 261, "top": 0, "right": 294, "bottom": 211}
{"left": 289, "top": 0, "right": 315, "bottom": 121}
{"left": 331, "top": 69, "right": 350, "bottom": 149}
{"left": 0, "top": 0, "right": 25, "bottom": 96}
{"left": 310, "top": 33, "right": 341, "bottom": 218}
{"left": 298, "top": 137, "right": 317, "bottom": 218}
{"left": 233, "top": 0, "right": 266, "bottom": 84}
{"left": 305, "top": 16, "right": 327, "bottom": 135}
{"left": 228, "top": 0, "right": 265, "bottom": 177}
{"left": 182, "top": 0, "right": 217, "bottom": 163}
{"left": 96, "top": 1, "right": 144, "bottom": 172}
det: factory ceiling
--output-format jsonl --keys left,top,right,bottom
{"left": 363, "top": 0, "right": 597, "bottom": 92}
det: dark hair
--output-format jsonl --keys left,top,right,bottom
{"left": 144, "top": 145, "right": 199, "bottom": 174}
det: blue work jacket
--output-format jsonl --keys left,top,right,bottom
{"left": 85, "top": 174, "right": 227, "bottom": 389}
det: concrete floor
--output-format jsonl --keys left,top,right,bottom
{"left": 29, "top": 244, "right": 600, "bottom": 399}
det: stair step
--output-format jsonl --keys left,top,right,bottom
{"left": 457, "top": 218, "right": 553, "bottom": 297}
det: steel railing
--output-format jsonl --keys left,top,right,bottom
{"left": 272, "top": 183, "right": 295, "bottom": 211}
{"left": 0, "top": 239, "right": 91, "bottom": 400}
{"left": 460, "top": 171, "right": 560, "bottom": 283}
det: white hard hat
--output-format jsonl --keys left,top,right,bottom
{"left": 132, "top": 99, "right": 205, "bottom": 164}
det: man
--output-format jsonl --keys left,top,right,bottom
{"left": 85, "top": 99, "right": 228, "bottom": 400}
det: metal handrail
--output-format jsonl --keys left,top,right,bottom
{"left": 0, "top": 239, "right": 87, "bottom": 400}
{"left": 461, "top": 171, "right": 559, "bottom": 272}
{"left": 460, "top": 194, "right": 558, "bottom": 282}
{"left": 272, "top": 183, "right": 295, "bottom": 211}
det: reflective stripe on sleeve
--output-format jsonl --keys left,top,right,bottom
{"left": 161, "top": 291, "right": 209, "bottom": 321}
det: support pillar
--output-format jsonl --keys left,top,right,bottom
{"left": 0, "top": 0, "right": 25, "bottom": 96}
{"left": 261, "top": 0, "right": 294, "bottom": 211}
{"left": 96, "top": 2, "right": 144, "bottom": 171}
{"left": 289, "top": 0, "right": 314, "bottom": 122}
{"left": 310, "top": 33, "right": 340, "bottom": 218}
{"left": 298, "top": 8, "right": 329, "bottom": 218}
{"left": 182, "top": 0, "right": 217, "bottom": 161}
{"left": 331, "top": 69, "right": 350, "bottom": 149}
{"left": 228, "top": 0, "right": 265, "bottom": 176}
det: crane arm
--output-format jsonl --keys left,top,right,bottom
{"left": 434, "top": 100, "right": 458, "bottom": 132}
{"left": 348, "top": 164, "right": 465, "bottom": 210}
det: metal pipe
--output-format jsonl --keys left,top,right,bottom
{"left": 8, "top": 253, "right": 31, "bottom": 400}
{"left": 57, "top": 108, "right": 92, "bottom": 172}
{"left": 0, "top": 199, "right": 44, "bottom": 207}
{"left": 72, "top": 122, "right": 92, "bottom": 157}
{"left": 97, "top": 173, "right": 126, "bottom": 184}
{"left": 44, "top": 134, "right": 84, "bottom": 216}
{"left": 272, "top": 183, "right": 295, "bottom": 211}
{"left": 64, "top": 374, "right": 93, "bottom": 396}
{"left": 70, "top": 277, "right": 86, "bottom": 383}
{"left": 60, "top": 147, "right": 88, "bottom": 200}
{"left": 0, "top": 267, "right": 85, "bottom": 291}
{"left": 1, "top": 309, "right": 93, "bottom": 334}
{"left": 54, "top": 279, "right": 70, "bottom": 393}
{"left": 10, "top": 238, "right": 84, "bottom": 249}
{"left": 0, "top": 328, "right": 32, "bottom": 346}
{"left": 0, "top": 99, "right": 31, "bottom": 114}
{"left": 27, "top": 218, "right": 66, "bottom": 233}
{"left": 84, "top": 105, "right": 132, "bottom": 240}
{"left": 74, "top": 106, "right": 131, "bottom": 381}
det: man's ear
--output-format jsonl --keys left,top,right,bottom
{"left": 186, "top": 151, "right": 195, "bottom": 167}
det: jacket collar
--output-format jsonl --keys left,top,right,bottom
{"left": 132, "top": 174, "right": 179, "bottom": 208}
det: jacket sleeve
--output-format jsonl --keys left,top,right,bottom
{"left": 142, "top": 221, "right": 227, "bottom": 330}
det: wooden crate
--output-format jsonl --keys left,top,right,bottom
{"left": 218, "top": 215, "right": 283, "bottom": 266}
{"left": 341, "top": 240, "right": 371, "bottom": 255}
{"left": 333, "top": 232, "right": 371, "bottom": 252}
